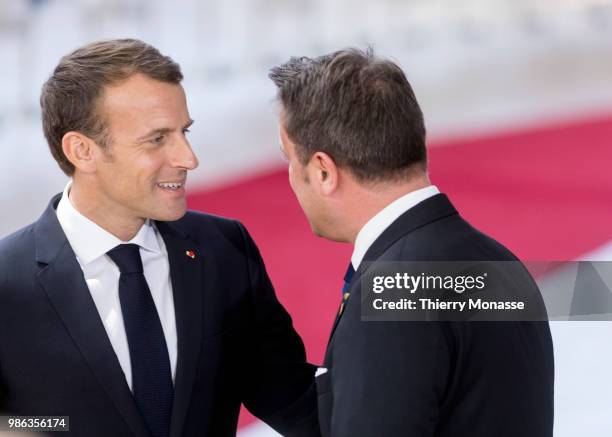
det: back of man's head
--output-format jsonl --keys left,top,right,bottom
{"left": 41, "top": 38, "right": 183, "bottom": 176}
{"left": 269, "top": 48, "right": 427, "bottom": 184}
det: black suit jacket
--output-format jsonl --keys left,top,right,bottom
{"left": 0, "top": 194, "right": 319, "bottom": 437}
{"left": 316, "top": 194, "right": 554, "bottom": 437}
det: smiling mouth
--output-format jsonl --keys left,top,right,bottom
{"left": 157, "top": 181, "right": 184, "bottom": 190}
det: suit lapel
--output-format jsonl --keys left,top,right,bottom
{"left": 324, "top": 194, "right": 459, "bottom": 356}
{"left": 156, "top": 222, "right": 203, "bottom": 437}
{"left": 35, "top": 195, "right": 150, "bottom": 437}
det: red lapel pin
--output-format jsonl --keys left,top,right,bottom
{"left": 185, "top": 250, "right": 196, "bottom": 259}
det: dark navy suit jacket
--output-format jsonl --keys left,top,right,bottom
{"left": 0, "top": 194, "right": 319, "bottom": 437}
{"left": 316, "top": 194, "right": 554, "bottom": 437}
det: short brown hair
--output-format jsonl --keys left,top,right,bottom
{"left": 41, "top": 38, "right": 183, "bottom": 175}
{"left": 269, "top": 48, "right": 426, "bottom": 183}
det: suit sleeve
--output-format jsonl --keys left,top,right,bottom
{"left": 330, "top": 320, "right": 450, "bottom": 437}
{"left": 235, "top": 222, "right": 320, "bottom": 437}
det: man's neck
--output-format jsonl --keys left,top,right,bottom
{"left": 68, "top": 182, "right": 145, "bottom": 242}
{"left": 345, "top": 176, "right": 431, "bottom": 245}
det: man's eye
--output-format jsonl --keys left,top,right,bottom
{"left": 151, "top": 135, "right": 165, "bottom": 144}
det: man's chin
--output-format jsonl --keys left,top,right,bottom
{"left": 149, "top": 204, "right": 188, "bottom": 222}
{"left": 311, "top": 224, "right": 349, "bottom": 243}
{"left": 311, "top": 224, "right": 333, "bottom": 241}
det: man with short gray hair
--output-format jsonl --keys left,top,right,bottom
{"left": 270, "top": 48, "right": 554, "bottom": 437}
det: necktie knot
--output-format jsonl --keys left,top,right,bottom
{"left": 107, "top": 244, "right": 143, "bottom": 274}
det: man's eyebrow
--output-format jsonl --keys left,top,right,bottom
{"left": 136, "top": 119, "right": 195, "bottom": 142}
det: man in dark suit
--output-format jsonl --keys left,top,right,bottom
{"left": 269, "top": 49, "right": 554, "bottom": 436}
{"left": 0, "top": 39, "right": 319, "bottom": 437}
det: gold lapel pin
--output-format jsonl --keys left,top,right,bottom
{"left": 185, "top": 250, "right": 196, "bottom": 259}
{"left": 338, "top": 293, "right": 350, "bottom": 316}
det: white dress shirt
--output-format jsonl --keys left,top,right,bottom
{"left": 55, "top": 181, "right": 177, "bottom": 391}
{"left": 351, "top": 185, "right": 440, "bottom": 270}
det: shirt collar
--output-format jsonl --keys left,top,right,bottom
{"left": 351, "top": 185, "right": 440, "bottom": 270}
{"left": 55, "top": 180, "right": 162, "bottom": 267}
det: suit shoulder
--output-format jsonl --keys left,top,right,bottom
{"left": 178, "top": 210, "right": 242, "bottom": 231}
{"left": 0, "top": 223, "right": 37, "bottom": 288}
{"left": 171, "top": 210, "right": 248, "bottom": 245}
{"left": 468, "top": 225, "right": 519, "bottom": 261}
{"left": 0, "top": 222, "right": 36, "bottom": 258}
{"left": 395, "top": 214, "right": 519, "bottom": 262}
{"left": 451, "top": 215, "right": 519, "bottom": 261}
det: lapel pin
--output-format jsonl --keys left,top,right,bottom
{"left": 338, "top": 293, "right": 350, "bottom": 316}
{"left": 185, "top": 250, "right": 196, "bottom": 259}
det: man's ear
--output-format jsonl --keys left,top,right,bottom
{"left": 311, "top": 151, "right": 339, "bottom": 195}
{"left": 61, "top": 131, "right": 98, "bottom": 174}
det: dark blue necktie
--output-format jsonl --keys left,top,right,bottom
{"left": 107, "top": 244, "right": 173, "bottom": 437}
{"left": 342, "top": 263, "right": 355, "bottom": 295}
{"left": 339, "top": 263, "right": 355, "bottom": 316}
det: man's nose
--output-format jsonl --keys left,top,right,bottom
{"left": 171, "top": 137, "right": 199, "bottom": 170}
